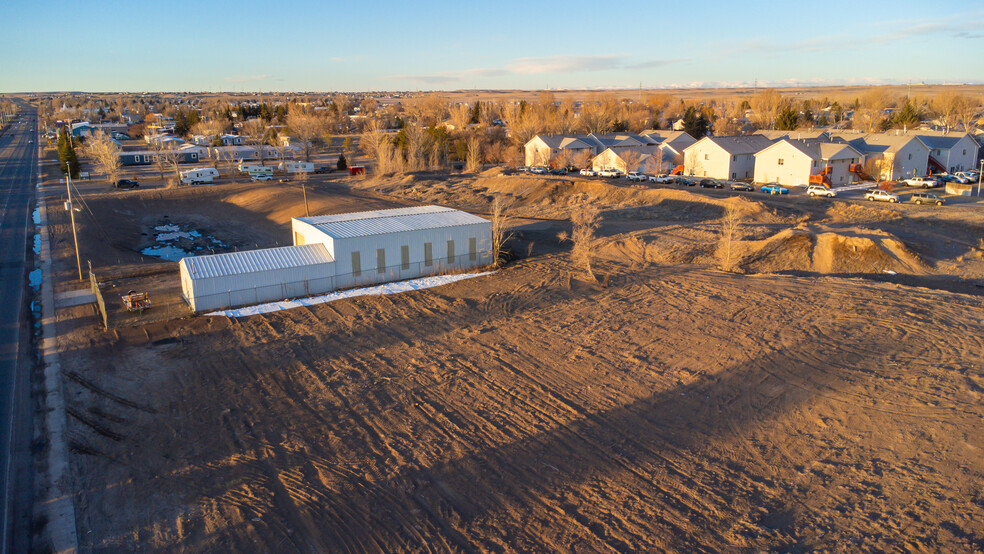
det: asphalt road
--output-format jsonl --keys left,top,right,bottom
{"left": 0, "top": 106, "right": 38, "bottom": 553}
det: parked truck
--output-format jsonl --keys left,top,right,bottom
{"left": 180, "top": 167, "right": 219, "bottom": 185}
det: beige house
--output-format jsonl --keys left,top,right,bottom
{"left": 753, "top": 140, "right": 863, "bottom": 186}
{"left": 524, "top": 132, "right": 675, "bottom": 168}
{"left": 682, "top": 135, "right": 775, "bottom": 180}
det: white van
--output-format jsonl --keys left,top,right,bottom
{"left": 180, "top": 167, "right": 219, "bottom": 185}
{"left": 278, "top": 161, "right": 315, "bottom": 173}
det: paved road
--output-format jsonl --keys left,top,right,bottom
{"left": 0, "top": 105, "right": 38, "bottom": 553}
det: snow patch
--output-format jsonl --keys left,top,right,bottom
{"left": 141, "top": 245, "right": 191, "bottom": 261}
{"left": 207, "top": 271, "right": 495, "bottom": 317}
{"left": 33, "top": 234, "right": 40, "bottom": 255}
{"left": 32, "top": 208, "right": 40, "bottom": 226}
{"left": 29, "top": 269, "right": 42, "bottom": 291}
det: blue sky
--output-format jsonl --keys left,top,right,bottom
{"left": 3, "top": 0, "right": 983, "bottom": 92}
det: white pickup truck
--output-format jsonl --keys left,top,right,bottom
{"left": 903, "top": 176, "right": 939, "bottom": 188}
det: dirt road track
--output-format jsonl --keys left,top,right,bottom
{"left": 55, "top": 254, "right": 984, "bottom": 552}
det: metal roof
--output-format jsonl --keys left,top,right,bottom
{"left": 297, "top": 205, "right": 489, "bottom": 239}
{"left": 180, "top": 243, "right": 334, "bottom": 280}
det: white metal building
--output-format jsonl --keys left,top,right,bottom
{"left": 179, "top": 243, "right": 335, "bottom": 312}
{"left": 291, "top": 205, "right": 492, "bottom": 290}
{"left": 180, "top": 205, "right": 492, "bottom": 312}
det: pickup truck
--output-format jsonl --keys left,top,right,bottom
{"left": 903, "top": 176, "right": 939, "bottom": 188}
{"left": 864, "top": 189, "right": 899, "bottom": 203}
{"left": 649, "top": 174, "right": 674, "bottom": 184}
{"left": 598, "top": 168, "right": 623, "bottom": 178}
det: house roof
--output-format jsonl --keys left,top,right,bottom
{"left": 828, "top": 133, "right": 928, "bottom": 154}
{"left": 296, "top": 205, "right": 489, "bottom": 240}
{"left": 180, "top": 243, "right": 334, "bottom": 280}
{"left": 757, "top": 139, "right": 861, "bottom": 161}
{"left": 755, "top": 130, "right": 831, "bottom": 141}
{"left": 690, "top": 135, "right": 775, "bottom": 155}
{"left": 641, "top": 130, "right": 697, "bottom": 150}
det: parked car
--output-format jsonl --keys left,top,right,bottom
{"left": 549, "top": 167, "right": 568, "bottom": 175}
{"left": 649, "top": 174, "right": 674, "bottom": 184}
{"left": 864, "top": 189, "right": 899, "bottom": 203}
{"left": 760, "top": 184, "right": 789, "bottom": 195}
{"left": 579, "top": 168, "right": 597, "bottom": 177}
{"left": 939, "top": 173, "right": 969, "bottom": 184}
{"left": 530, "top": 166, "right": 548, "bottom": 174}
{"left": 910, "top": 191, "right": 945, "bottom": 205}
{"left": 678, "top": 177, "right": 697, "bottom": 187}
{"left": 598, "top": 168, "right": 623, "bottom": 178}
{"left": 955, "top": 171, "right": 978, "bottom": 182}
{"left": 806, "top": 184, "right": 837, "bottom": 198}
{"left": 519, "top": 166, "right": 531, "bottom": 173}
{"left": 729, "top": 182, "right": 754, "bottom": 192}
{"left": 903, "top": 176, "right": 939, "bottom": 188}
{"left": 114, "top": 179, "right": 139, "bottom": 189}
{"left": 251, "top": 174, "right": 273, "bottom": 182}
{"left": 313, "top": 166, "right": 332, "bottom": 174}
{"left": 626, "top": 172, "right": 647, "bottom": 182}
{"left": 699, "top": 179, "right": 723, "bottom": 189}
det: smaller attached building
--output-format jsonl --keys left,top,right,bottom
{"left": 683, "top": 135, "right": 775, "bottom": 180}
{"left": 179, "top": 243, "right": 336, "bottom": 312}
{"left": 754, "top": 140, "right": 863, "bottom": 186}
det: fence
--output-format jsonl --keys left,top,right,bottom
{"left": 89, "top": 269, "right": 108, "bottom": 329}
{"left": 185, "top": 250, "right": 493, "bottom": 313}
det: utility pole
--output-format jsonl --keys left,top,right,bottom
{"left": 66, "top": 173, "right": 83, "bottom": 281}
{"left": 978, "top": 160, "right": 983, "bottom": 197}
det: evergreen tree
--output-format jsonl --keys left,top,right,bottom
{"left": 774, "top": 106, "right": 799, "bottom": 130}
{"left": 57, "top": 128, "right": 81, "bottom": 178}
{"left": 470, "top": 102, "right": 481, "bottom": 124}
{"left": 682, "top": 106, "right": 710, "bottom": 138}
{"left": 891, "top": 97, "right": 920, "bottom": 129}
{"left": 817, "top": 114, "right": 829, "bottom": 127}
{"left": 336, "top": 153, "right": 347, "bottom": 170}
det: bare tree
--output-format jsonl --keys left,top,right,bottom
{"left": 931, "top": 91, "right": 965, "bottom": 133}
{"left": 241, "top": 118, "right": 268, "bottom": 166}
{"left": 449, "top": 103, "right": 472, "bottom": 131}
{"left": 149, "top": 140, "right": 169, "bottom": 182}
{"left": 84, "top": 130, "right": 122, "bottom": 186}
{"left": 619, "top": 150, "right": 645, "bottom": 174}
{"left": 558, "top": 201, "right": 600, "bottom": 281}
{"left": 490, "top": 196, "right": 514, "bottom": 267}
{"left": 751, "top": 89, "right": 784, "bottom": 129}
{"left": 852, "top": 108, "right": 884, "bottom": 133}
{"left": 286, "top": 109, "right": 325, "bottom": 162}
{"left": 160, "top": 147, "right": 182, "bottom": 187}
{"left": 718, "top": 205, "right": 744, "bottom": 272}
{"left": 465, "top": 133, "right": 482, "bottom": 173}
{"left": 573, "top": 150, "right": 593, "bottom": 171}
{"left": 404, "top": 122, "right": 428, "bottom": 172}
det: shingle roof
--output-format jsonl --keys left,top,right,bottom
{"left": 297, "top": 206, "right": 489, "bottom": 239}
{"left": 695, "top": 135, "right": 775, "bottom": 155}
{"left": 181, "top": 243, "right": 334, "bottom": 280}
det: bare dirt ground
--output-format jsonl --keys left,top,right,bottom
{"left": 46, "top": 170, "right": 984, "bottom": 551}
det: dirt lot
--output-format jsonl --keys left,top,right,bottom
{"left": 46, "top": 169, "right": 984, "bottom": 551}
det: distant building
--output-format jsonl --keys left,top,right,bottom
{"left": 524, "top": 132, "right": 693, "bottom": 168}
{"left": 829, "top": 133, "right": 930, "bottom": 181}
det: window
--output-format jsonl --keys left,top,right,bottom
{"left": 447, "top": 240, "right": 455, "bottom": 263}
{"left": 732, "top": 155, "right": 737, "bottom": 161}
{"left": 704, "top": 153, "right": 709, "bottom": 160}
{"left": 469, "top": 237, "right": 477, "bottom": 261}
{"left": 963, "top": 149, "right": 967, "bottom": 155}
{"left": 401, "top": 245, "right": 410, "bottom": 270}
{"left": 424, "top": 242, "right": 433, "bottom": 267}
{"left": 908, "top": 153, "right": 912, "bottom": 160}
{"left": 134, "top": 155, "right": 140, "bottom": 162}
{"left": 778, "top": 158, "right": 784, "bottom": 166}
{"left": 376, "top": 248, "right": 386, "bottom": 274}
{"left": 731, "top": 172, "right": 736, "bottom": 179}
{"left": 351, "top": 251, "right": 361, "bottom": 277}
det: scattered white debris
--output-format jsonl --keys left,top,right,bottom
{"left": 141, "top": 245, "right": 191, "bottom": 261}
{"left": 882, "top": 270, "right": 898, "bottom": 275}
{"left": 207, "top": 271, "right": 495, "bottom": 317}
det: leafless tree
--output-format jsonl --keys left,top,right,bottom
{"left": 490, "top": 196, "right": 514, "bottom": 267}
{"left": 573, "top": 150, "right": 593, "bottom": 171}
{"left": 287, "top": 109, "right": 325, "bottom": 162}
{"left": 558, "top": 201, "right": 600, "bottom": 281}
{"left": 241, "top": 118, "right": 268, "bottom": 166}
{"left": 149, "top": 140, "right": 169, "bottom": 182}
{"left": 718, "top": 205, "right": 744, "bottom": 272}
{"left": 751, "top": 89, "right": 785, "bottom": 129}
{"left": 466, "top": 133, "right": 482, "bottom": 173}
{"left": 620, "top": 150, "right": 645, "bottom": 174}
{"left": 160, "top": 147, "right": 182, "bottom": 187}
{"left": 852, "top": 108, "right": 883, "bottom": 133}
{"left": 931, "top": 91, "right": 965, "bottom": 133}
{"left": 83, "top": 130, "right": 122, "bottom": 186}
{"left": 449, "top": 103, "right": 472, "bottom": 131}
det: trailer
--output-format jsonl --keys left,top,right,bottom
{"left": 239, "top": 165, "right": 273, "bottom": 177}
{"left": 180, "top": 167, "right": 219, "bottom": 185}
{"left": 278, "top": 161, "right": 315, "bottom": 173}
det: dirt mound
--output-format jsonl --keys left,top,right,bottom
{"left": 825, "top": 201, "right": 903, "bottom": 224}
{"left": 740, "top": 226, "right": 928, "bottom": 275}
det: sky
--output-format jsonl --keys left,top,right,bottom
{"left": 2, "top": 0, "right": 983, "bottom": 93}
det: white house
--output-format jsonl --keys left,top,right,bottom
{"left": 753, "top": 140, "right": 863, "bottom": 186}
{"left": 683, "top": 135, "right": 775, "bottom": 180}
{"left": 524, "top": 135, "right": 597, "bottom": 167}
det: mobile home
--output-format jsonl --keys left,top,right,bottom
{"left": 180, "top": 167, "right": 219, "bottom": 185}
{"left": 279, "top": 161, "right": 315, "bottom": 173}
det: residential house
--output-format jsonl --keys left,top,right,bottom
{"left": 145, "top": 134, "right": 186, "bottom": 148}
{"left": 523, "top": 132, "right": 660, "bottom": 168}
{"left": 119, "top": 149, "right": 202, "bottom": 166}
{"left": 829, "top": 133, "right": 930, "bottom": 181}
{"left": 753, "top": 140, "right": 863, "bottom": 186}
{"left": 909, "top": 132, "right": 979, "bottom": 174}
{"left": 207, "top": 145, "right": 294, "bottom": 163}
{"left": 754, "top": 130, "right": 832, "bottom": 142}
{"left": 682, "top": 135, "right": 775, "bottom": 180}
